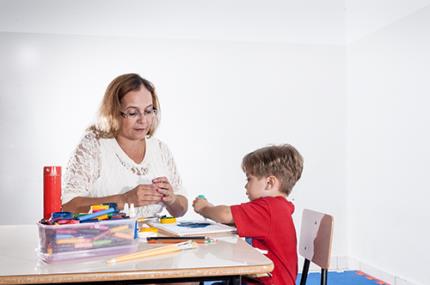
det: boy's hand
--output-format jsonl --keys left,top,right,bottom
{"left": 192, "top": 197, "right": 213, "bottom": 214}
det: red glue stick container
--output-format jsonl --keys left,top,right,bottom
{"left": 43, "top": 166, "right": 62, "bottom": 219}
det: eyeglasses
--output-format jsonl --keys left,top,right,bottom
{"left": 120, "top": 107, "right": 157, "bottom": 119}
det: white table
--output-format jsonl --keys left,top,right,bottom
{"left": 0, "top": 225, "right": 273, "bottom": 284}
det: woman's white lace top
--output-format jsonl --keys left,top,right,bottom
{"left": 62, "top": 131, "right": 186, "bottom": 217}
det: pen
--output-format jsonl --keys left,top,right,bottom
{"left": 146, "top": 236, "right": 215, "bottom": 244}
{"left": 147, "top": 236, "right": 206, "bottom": 240}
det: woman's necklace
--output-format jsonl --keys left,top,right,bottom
{"left": 115, "top": 153, "right": 149, "bottom": 176}
{"left": 115, "top": 138, "right": 149, "bottom": 176}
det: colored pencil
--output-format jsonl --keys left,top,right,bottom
{"left": 107, "top": 240, "right": 196, "bottom": 263}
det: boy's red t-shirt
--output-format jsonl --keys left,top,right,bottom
{"left": 231, "top": 196, "right": 297, "bottom": 285}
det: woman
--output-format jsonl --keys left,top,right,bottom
{"left": 62, "top": 73, "right": 188, "bottom": 217}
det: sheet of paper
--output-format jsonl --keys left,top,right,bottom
{"left": 149, "top": 220, "right": 236, "bottom": 237}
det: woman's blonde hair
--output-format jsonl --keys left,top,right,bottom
{"left": 242, "top": 144, "right": 304, "bottom": 196}
{"left": 89, "top": 73, "right": 160, "bottom": 138}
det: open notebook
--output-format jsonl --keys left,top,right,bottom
{"left": 148, "top": 220, "right": 236, "bottom": 237}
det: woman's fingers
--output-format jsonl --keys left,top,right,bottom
{"left": 124, "top": 179, "right": 176, "bottom": 207}
{"left": 152, "top": 176, "right": 168, "bottom": 184}
{"left": 137, "top": 186, "right": 162, "bottom": 201}
{"left": 124, "top": 184, "right": 161, "bottom": 206}
{"left": 152, "top": 178, "right": 172, "bottom": 192}
{"left": 151, "top": 177, "right": 176, "bottom": 206}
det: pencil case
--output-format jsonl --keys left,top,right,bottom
{"left": 37, "top": 218, "right": 138, "bottom": 263}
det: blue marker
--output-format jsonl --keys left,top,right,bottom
{"left": 178, "top": 222, "right": 211, "bottom": 228}
{"left": 78, "top": 208, "right": 116, "bottom": 222}
{"left": 51, "top": 211, "right": 73, "bottom": 220}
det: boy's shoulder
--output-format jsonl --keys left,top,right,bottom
{"left": 253, "top": 196, "right": 292, "bottom": 204}
{"left": 234, "top": 196, "right": 293, "bottom": 210}
{"left": 251, "top": 196, "right": 295, "bottom": 212}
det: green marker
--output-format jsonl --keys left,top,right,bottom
{"left": 197, "top": 195, "right": 208, "bottom": 221}
{"left": 93, "top": 239, "right": 112, "bottom": 247}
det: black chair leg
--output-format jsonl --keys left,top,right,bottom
{"left": 299, "top": 259, "right": 310, "bottom": 285}
{"left": 321, "top": 268, "right": 328, "bottom": 285}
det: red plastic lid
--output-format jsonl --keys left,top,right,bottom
{"left": 43, "top": 166, "right": 62, "bottom": 176}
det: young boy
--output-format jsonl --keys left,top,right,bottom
{"left": 193, "top": 144, "right": 304, "bottom": 285}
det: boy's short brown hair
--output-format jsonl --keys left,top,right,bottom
{"left": 241, "top": 144, "right": 304, "bottom": 196}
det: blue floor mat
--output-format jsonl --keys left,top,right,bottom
{"left": 206, "top": 270, "right": 389, "bottom": 285}
{"left": 296, "top": 270, "right": 389, "bottom": 285}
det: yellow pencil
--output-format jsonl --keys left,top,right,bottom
{"left": 107, "top": 240, "right": 197, "bottom": 263}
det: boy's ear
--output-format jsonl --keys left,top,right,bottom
{"left": 265, "top": 176, "right": 277, "bottom": 190}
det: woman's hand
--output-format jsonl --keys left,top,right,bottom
{"left": 123, "top": 184, "right": 163, "bottom": 207}
{"left": 152, "top": 176, "right": 188, "bottom": 217}
{"left": 152, "top": 176, "right": 176, "bottom": 206}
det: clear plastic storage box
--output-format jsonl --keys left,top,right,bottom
{"left": 37, "top": 218, "right": 137, "bottom": 263}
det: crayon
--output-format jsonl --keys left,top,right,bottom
{"left": 77, "top": 208, "right": 116, "bottom": 222}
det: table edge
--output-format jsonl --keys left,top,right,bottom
{"left": 0, "top": 262, "right": 274, "bottom": 284}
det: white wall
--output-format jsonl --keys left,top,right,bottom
{"left": 0, "top": 1, "right": 348, "bottom": 261}
{"left": 6, "top": 2, "right": 430, "bottom": 284}
{"left": 346, "top": 5, "right": 430, "bottom": 285}
{"left": 345, "top": 0, "right": 430, "bottom": 43}
{"left": 0, "top": 32, "right": 348, "bottom": 257}
{"left": 0, "top": 0, "right": 345, "bottom": 45}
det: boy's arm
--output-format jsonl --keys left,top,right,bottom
{"left": 200, "top": 205, "right": 234, "bottom": 224}
{"left": 193, "top": 198, "right": 234, "bottom": 224}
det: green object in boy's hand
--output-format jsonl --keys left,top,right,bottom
{"left": 197, "top": 194, "right": 206, "bottom": 200}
